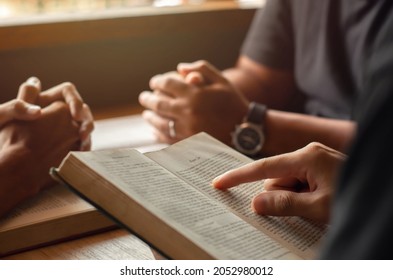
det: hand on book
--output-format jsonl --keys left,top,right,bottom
{"left": 212, "top": 142, "right": 347, "bottom": 223}
{"left": 139, "top": 60, "right": 249, "bottom": 145}
{"left": 56, "top": 132, "right": 326, "bottom": 259}
{"left": 16, "top": 77, "right": 94, "bottom": 151}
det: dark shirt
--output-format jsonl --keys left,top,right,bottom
{"left": 242, "top": 0, "right": 387, "bottom": 119}
{"left": 321, "top": 2, "right": 393, "bottom": 259}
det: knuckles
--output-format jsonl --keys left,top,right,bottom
{"left": 60, "top": 82, "right": 76, "bottom": 92}
{"left": 276, "top": 192, "right": 294, "bottom": 213}
{"left": 304, "top": 142, "right": 327, "bottom": 153}
{"left": 194, "top": 60, "right": 210, "bottom": 70}
{"left": 12, "top": 99, "right": 26, "bottom": 113}
{"left": 303, "top": 142, "right": 331, "bottom": 159}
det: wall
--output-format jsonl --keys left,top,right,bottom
{"left": 0, "top": 5, "right": 256, "bottom": 111}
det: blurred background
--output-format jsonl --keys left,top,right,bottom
{"left": 0, "top": 0, "right": 260, "bottom": 115}
{"left": 0, "top": 0, "right": 197, "bottom": 18}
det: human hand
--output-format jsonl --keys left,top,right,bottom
{"left": 0, "top": 101, "right": 80, "bottom": 202}
{"left": 0, "top": 77, "right": 44, "bottom": 127}
{"left": 212, "top": 143, "right": 347, "bottom": 223}
{"left": 139, "top": 60, "right": 249, "bottom": 145}
{"left": 17, "top": 77, "right": 94, "bottom": 151}
{"left": 0, "top": 99, "right": 41, "bottom": 127}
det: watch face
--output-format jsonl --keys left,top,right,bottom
{"left": 232, "top": 123, "right": 264, "bottom": 156}
{"left": 238, "top": 126, "right": 261, "bottom": 150}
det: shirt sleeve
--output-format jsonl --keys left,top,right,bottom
{"left": 241, "top": 0, "right": 294, "bottom": 70}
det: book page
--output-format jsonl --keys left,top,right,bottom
{"left": 92, "top": 115, "right": 167, "bottom": 152}
{"left": 146, "top": 133, "right": 327, "bottom": 259}
{"left": 40, "top": 229, "right": 154, "bottom": 260}
{"left": 4, "top": 230, "right": 154, "bottom": 260}
{"left": 0, "top": 185, "right": 95, "bottom": 231}
{"left": 75, "top": 148, "right": 298, "bottom": 259}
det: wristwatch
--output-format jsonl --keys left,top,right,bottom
{"left": 232, "top": 102, "right": 267, "bottom": 157}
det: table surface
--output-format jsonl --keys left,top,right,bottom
{"left": 3, "top": 105, "right": 166, "bottom": 260}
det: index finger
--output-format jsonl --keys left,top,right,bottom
{"left": 39, "top": 82, "right": 84, "bottom": 121}
{"left": 212, "top": 150, "right": 306, "bottom": 190}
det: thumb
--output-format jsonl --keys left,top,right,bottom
{"left": 17, "top": 77, "right": 41, "bottom": 104}
{"left": 178, "top": 60, "right": 226, "bottom": 84}
{"left": 252, "top": 190, "right": 312, "bottom": 219}
{"left": 184, "top": 71, "right": 205, "bottom": 86}
{"left": 0, "top": 99, "right": 41, "bottom": 125}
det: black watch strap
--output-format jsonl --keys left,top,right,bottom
{"left": 246, "top": 102, "right": 267, "bottom": 124}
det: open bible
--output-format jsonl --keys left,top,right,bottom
{"left": 54, "top": 132, "right": 327, "bottom": 260}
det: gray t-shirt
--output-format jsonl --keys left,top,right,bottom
{"left": 241, "top": 0, "right": 384, "bottom": 119}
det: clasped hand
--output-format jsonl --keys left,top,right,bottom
{"left": 139, "top": 60, "right": 249, "bottom": 145}
{"left": 0, "top": 77, "right": 94, "bottom": 215}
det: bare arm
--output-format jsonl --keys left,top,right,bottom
{"left": 140, "top": 60, "right": 355, "bottom": 153}
{"left": 223, "top": 56, "right": 355, "bottom": 154}
{"left": 262, "top": 110, "right": 356, "bottom": 155}
{"left": 223, "top": 57, "right": 355, "bottom": 154}
{"left": 223, "top": 55, "right": 303, "bottom": 111}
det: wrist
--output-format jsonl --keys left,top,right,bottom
{"left": 0, "top": 144, "right": 38, "bottom": 215}
{"left": 231, "top": 102, "right": 267, "bottom": 157}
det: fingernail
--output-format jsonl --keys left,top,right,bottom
{"left": 150, "top": 77, "right": 158, "bottom": 88}
{"left": 26, "top": 77, "right": 39, "bottom": 86}
{"left": 80, "top": 140, "right": 88, "bottom": 151}
{"left": 251, "top": 194, "right": 264, "bottom": 214}
{"left": 139, "top": 92, "right": 148, "bottom": 102}
{"left": 251, "top": 199, "right": 258, "bottom": 213}
{"left": 178, "top": 62, "right": 191, "bottom": 68}
{"left": 142, "top": 110, "right": 153, "bottom": 119}
{"left": 80, "top": 135, "right": 91, "bottom": 151}
{"left": 211, "top": 175, "right": 223, "bottom": 189}
{"left": 27, "top": 104, "right": 41, "bottom": 114}
{"left": 79, "top": 127, "right": 87, "bottom": 141}
{"left": 186, "top": 72, "right": 204, "bottom": 85}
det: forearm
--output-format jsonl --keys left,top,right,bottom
{"left": 222, "top": 67, "right": 263, "bottom": 101}
{"left": 222, "top": 58, "right": 300, "bottom": 111}
{"left": 0, "top": 145, "right": 40, "bottom": 217}
{"left": 262, "top": 110, "right": 356, "bottom": 156}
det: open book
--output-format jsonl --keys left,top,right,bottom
{"left": 54, "top": 132, "right": 327, "bottom": 260}
{"left": 0, "top": 185, "right": 115, "bottom": 257}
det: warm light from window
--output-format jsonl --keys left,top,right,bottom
{"left": 0, "top": 4, "right": 12, "bottom": 18}
{"left": 0, "top": 0, "right": 158, "bottom": 19}
{"left": 0, "top": 0, "right": 248, "bottom": 19}
{"left": 154, "top": 0, "right": 183, "bottom": 7}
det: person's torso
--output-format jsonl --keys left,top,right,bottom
{"left": 292, "top": 0, "right": 386, "bottom": 119}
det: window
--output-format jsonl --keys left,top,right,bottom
{"left": 0, "top": 0, "right": 241, "bottom": 19}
